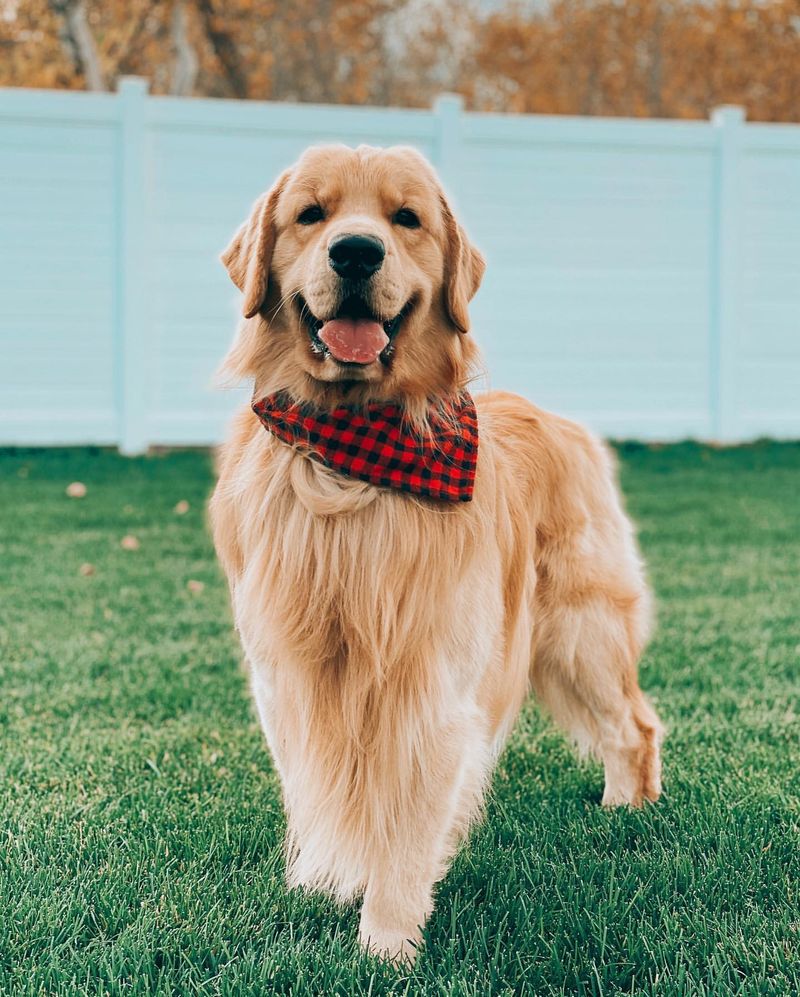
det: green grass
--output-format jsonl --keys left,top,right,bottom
{"left": 1, "top": 442, "right": 798, "bottom": 996}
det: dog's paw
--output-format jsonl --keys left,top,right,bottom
{"left": 602, "top": 739, "right": 662, "bottom": 808}
{"left": 601, "top": 778, "right": 661, "bottom": 808}
{"left": 358, "top": 919, "right": 422, "bottom": 965}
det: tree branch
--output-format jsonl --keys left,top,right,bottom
{"left": 170, "top": 0, "right": 199, "bottom": 96}
{"left": 49, "top": 0, "right": 106, "bottom": 91}
{"left": 194, "top": 0, "right": 248, "bottom": 98}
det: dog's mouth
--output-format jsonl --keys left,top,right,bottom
{"left": 300, "top": 295, "right": 408, "bottom": 366}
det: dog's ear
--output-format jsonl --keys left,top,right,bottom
{"left": 439, "top": 193, "right": 485, "bottom": 335}
{"left": 221, "top": 169, "right": 291, "bottom": 319}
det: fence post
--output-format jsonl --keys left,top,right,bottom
{"left": 433, "top": 93, "right": 464, "bottom": 198}
{"left": 710, "top": 104, "right": 745, "bottom": 442}
{"left": 116, "top": 76, "right": 149, "bottom": 455}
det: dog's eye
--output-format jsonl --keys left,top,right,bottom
{"left": 297, "top": 204, "right": 325, "bottom": 225}
{"left": 393, "top": 208, "right": 420, "bottom": 229}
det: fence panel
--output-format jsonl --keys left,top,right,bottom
{"left": 1, "top": 82, "right": 798, "bottom": 448}
{"left": 461, "top": 114, "right": 716, "bottom": 439}
{"left": 0, "top": 90, "right": 119, "bottom": 444}
{"left": 736, "top": 125, "right": 800, "bottom": 440}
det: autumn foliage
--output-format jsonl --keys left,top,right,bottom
{"left": 466, "top": 0, "right": 800, "bottom": 122}
{"left": 2, "top": 0, "right": 800, "bottom": 122}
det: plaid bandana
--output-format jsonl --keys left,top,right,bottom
{"left": 252, "top": 391, "right": 479, "bottom": 502}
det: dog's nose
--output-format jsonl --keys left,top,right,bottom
{"left": 328, "top": 234, "right": 385, "bottom": 280}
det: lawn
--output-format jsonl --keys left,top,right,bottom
{"left": 1, "top": 442, "right": 798, "bottom": 996}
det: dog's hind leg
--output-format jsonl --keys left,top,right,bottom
{"left": 531, "top": 597, "right": 663, "bottom": 807}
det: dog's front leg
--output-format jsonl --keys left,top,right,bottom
{"left": 357, "top": 718, "right": 487, "bottom": 964}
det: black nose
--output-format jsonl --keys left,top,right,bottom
{"left": 328, "top": 234, "right": 385, "bottom": 280}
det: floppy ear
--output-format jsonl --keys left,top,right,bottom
{"left": 221, "top": 169, "right": 291, "bottom": 319}
{"left": 440, "top": 194, "right": 486, "bottom": 334}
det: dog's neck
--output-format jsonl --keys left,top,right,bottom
{"left": 252, "top": 390, "right": 479, "bottom": 503}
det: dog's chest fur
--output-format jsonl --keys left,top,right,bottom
{"left": 218, "top": 431, "right": 531, "bottom": 898}
{"left": 232, "top": 437, "right": 500, "bottom": 679}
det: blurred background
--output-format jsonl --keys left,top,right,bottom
{"left": 1, "top": 0, "right": 799, "bottom": 450}
{"left": 6, "top": 0, "right": 800, "bottom": 117}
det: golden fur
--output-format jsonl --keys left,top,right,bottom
{"left": 210, "top": 145, "right": 663, "bottom": 963}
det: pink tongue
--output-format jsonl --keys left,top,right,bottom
{"left": 318, "top": 318, "right": 389, "bottom": 364}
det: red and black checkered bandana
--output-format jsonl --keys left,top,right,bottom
{"left": 252, "top": 391, "right": 479, "bottom": 502}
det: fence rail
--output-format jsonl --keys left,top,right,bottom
{"left": 1, "top": 80, "right": 799, "bottom": 450}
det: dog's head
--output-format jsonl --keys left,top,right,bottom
{"left": 220, "top": 145, "right": 485, "bottom": 411}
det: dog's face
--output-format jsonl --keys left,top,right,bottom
{"left": 221, "top": 145, "right": 485, "bottom": 410}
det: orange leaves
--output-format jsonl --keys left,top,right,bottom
{"left": 467, "top": 0, "right": 800, "bottom": 122}
{"left": 5, "top": 1, "right": 800, "bottom": 121}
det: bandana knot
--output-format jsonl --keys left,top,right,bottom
{"left": 252, "top": 391, "right": 479, "bottom": 502}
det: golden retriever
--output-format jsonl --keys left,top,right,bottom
{"left": 210, "top": 144, "right": 662, "bottom": 963}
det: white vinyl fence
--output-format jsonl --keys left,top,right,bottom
{"left": 1, "top": 80, "right": 799, "bottom": 450}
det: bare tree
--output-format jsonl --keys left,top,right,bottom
{"left": 195, "top": 0, "right": 248, "bottom": 98}
{"left": 170, "top": 0, "right": 198, "bottom": 96}
{"left": 49, "top": 0, "right": 106, "bottom": 91}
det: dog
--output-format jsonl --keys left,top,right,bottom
{"left": 210, "top": 144, "right": 662, "bottom": 963}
